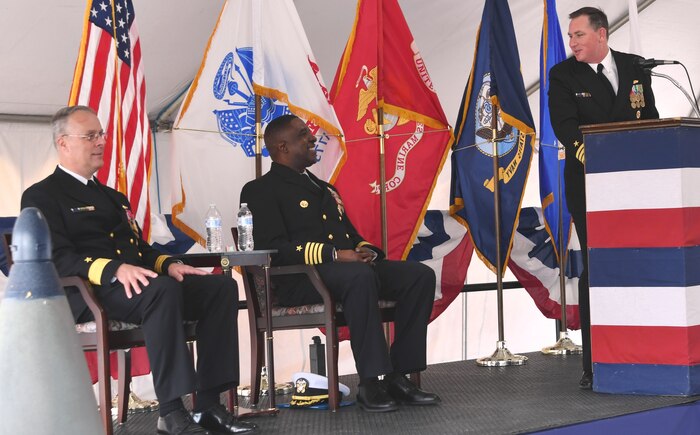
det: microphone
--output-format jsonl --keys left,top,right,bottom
{"left": 635, "top": 57, "right": 680, "bottom": 69}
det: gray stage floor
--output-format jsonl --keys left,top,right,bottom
{"left": 114, "top": 352, "right": 697, "bottom": 434}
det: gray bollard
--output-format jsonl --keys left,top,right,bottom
{"left": 0, "top": 207, "right": 104, "bottom": 434}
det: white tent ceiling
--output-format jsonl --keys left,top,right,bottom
{"left": 1, "top": 0, "right": 698, "bottom": 123}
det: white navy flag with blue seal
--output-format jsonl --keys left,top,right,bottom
{"left": 170, "top": 0, "right": 345, "bottom": 247}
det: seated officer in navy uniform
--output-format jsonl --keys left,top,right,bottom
{"left": 21, "top": 106, "right": 256, "bottom": 435}
{"left": 240, "top": 114, "right": 441, "bottom": 412}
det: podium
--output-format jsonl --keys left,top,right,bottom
{"left": 582, "top": 118, "right": 700, "bottom": 396}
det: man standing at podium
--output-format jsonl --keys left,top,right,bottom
{"left": 548, "top": 6, "right": 659, "bottom": 389}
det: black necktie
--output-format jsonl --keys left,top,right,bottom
{"left": 87, "top": 179, "right": 98, "bottom": 189}
{"left": 597, "top": 63, "right": 616, "bottom": 100}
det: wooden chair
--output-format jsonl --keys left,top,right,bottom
{"left": 232, "top": 228, "right": 404, "bottom": 411}
{"left": 2, "top": 232, "right": 198, "bottom": 435}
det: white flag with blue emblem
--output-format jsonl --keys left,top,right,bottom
{"left": 170, "top": 0, "right": 345, "bottom": 246}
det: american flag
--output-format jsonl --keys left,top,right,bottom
{"left": 69, "top": 0, "right": 153, "bottom": 239}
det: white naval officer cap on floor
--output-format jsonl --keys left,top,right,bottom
{"left": 289, "top": 372, "right": 351, "bottom": 408}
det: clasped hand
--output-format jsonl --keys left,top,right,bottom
{"left": 336, "top": 246, "right": 377, "bottom": 263}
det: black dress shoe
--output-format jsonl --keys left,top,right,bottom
{"left": 385, "top": 374, "right": 441, "bottom": 406}
{"left": 356, "top": 379, "right": 398, "bottom": 413}
{"left": 192, "top": 404, "right": 258, "bottom": 434}
{"left": 579, "top": 371, "right": 593, "bottom": 390}
{"left": 157, "top": 408, "right": 210, "bottom": 434}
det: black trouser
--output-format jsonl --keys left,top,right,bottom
{"left": 277, "top": 260, "right": 436, "bottom": 379}
{"left": 87, "top": 274, "right": 239, "bottom": 402}
{"left": 570, "top": 207, "right": 591, "bottom": 375}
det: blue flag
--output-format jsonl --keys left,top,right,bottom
{"left": 539, "top": 0, "right": 571, "bottom": 260}
{"left": 450, "top": 0, "right": 535, "bottom": 274}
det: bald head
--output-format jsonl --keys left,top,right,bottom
{"left": 264, "top": 114, "right": 318, "bottom": 172}
{"left": 264, "top": 114, "right": 299, "bottom": 159}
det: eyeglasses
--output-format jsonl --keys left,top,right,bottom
{"left": 62, "top": 131, "right": 107, "bottom": 142}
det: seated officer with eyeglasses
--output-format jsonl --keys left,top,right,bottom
{"left": 21, "top": 105, "right": 256, "bottom": 435}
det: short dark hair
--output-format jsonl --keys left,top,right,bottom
{"left": 263, "top": 114, "right": 299, "bottom": 155}
{"left": 51, "top": 105, "right": 96, "bottom": 144}
{"left": 570, "top": 6, "right": 609, "bottom": 33}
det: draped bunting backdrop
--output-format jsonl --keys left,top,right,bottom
{"left": 407, "top": 211, "right": 473, "bottom": 322}
{"left": 171, "top": 0, "right": 345, "bottom": 247}
{"left": 509, "top": 207, "right": 582, "bottom": 329}
{"left": 450, "top": 0, "right": 535, "bottom": 275}
{"left": 330, "top": 0, "right": 453, "bottom": 260}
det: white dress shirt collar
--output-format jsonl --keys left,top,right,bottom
{"left": 58, "top": 164, "right": 95, "bottom": 186}
{"left": 588, "top": 48, "right": 619, "bottom": 93}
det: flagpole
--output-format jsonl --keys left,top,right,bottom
{"left": 252, "top": 2, "right": 276, "bottom": 410}
{"left": 376, "top": 0, "right": 392, "bottom": 348}
{"left": 378, "top": 108, "right": 389, "bottom": 253}
{"left": 376, "top": 0, "right": 388, "bottom": 254}
{"left": 109, "top": 0, "right": 126, "bottom": 197}
{"left": 476, "top": 104, "right": 527, "bottom": 367}
{"left": 255, "top": 95, "right": 262, "bottom": 178}
{"left": 542, "top": 142, "right": 582, "bottom": 355}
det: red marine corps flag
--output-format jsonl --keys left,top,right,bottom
{"left": 331, "top": 0, "right": 453, "bottom": 260}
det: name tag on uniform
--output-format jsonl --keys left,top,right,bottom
{"left": 70, "top": 205, "right": 96, "bottom": 213}
{"left": 575, "top": 92, "right": 592, "bottom": 98}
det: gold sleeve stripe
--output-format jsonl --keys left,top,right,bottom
{"left": 87, "top": 258, "right": 112, "bottom": 285}
{"left": 308, "top": 243, "right": 316, "bottom": 264}
{"left": 357, "top": 241, "right": 371, "bottom": 249}
{"left": 154, "top": 255, "right": 171, "bottom": 273}
{"left": 304, "top": 242, "right": 326, "bottom": 265}
{"left": 313, "top": 243, "right": 323, "bottom": 264}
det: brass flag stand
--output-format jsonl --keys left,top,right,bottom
{"left": 234, "top": 95, "right": 280, "bottom": 416}
{"left": 542, "top": 142, "right": 581, "bottom": 355}
{"left": 476, "top": 106, "right": 527, "bottom": 367}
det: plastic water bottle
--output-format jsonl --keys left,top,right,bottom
{"left": 237, "top": 203, "right": 254, "bottom": 251}
{"left": 205, "top": 204, "right": 223, "bottom": 253}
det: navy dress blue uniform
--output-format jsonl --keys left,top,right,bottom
{"left": 21, "top": 167, "right": 240, "bottom": 403}
{"left": 240, "top": 162, "right": 436, "bottom": 379}
{"left": 548, "top": 49, "right": 659, "bottom": 375}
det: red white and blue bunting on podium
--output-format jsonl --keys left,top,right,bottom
{"left": 586, "top": 127, "right": 700, "bottom": 395}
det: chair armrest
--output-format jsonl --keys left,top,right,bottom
{"left": 269, "top": 264, "right": 335, "bottom": 309}
{"left": 60, "top": 276, "right": 109, "bottom": 332}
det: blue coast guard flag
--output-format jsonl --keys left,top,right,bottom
{"left": 450, "top": 0, "right": 535, "bottom": 274}
{"left": 539, "top": 0, "right": 571, "bottom": 259}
